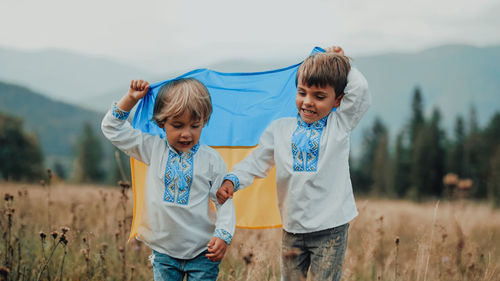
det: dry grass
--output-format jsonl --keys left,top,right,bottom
{"left": 1, "top": 182, "right": 499, "bottom": 281}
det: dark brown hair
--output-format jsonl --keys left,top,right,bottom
{"left": 296, "top": 53, "right": 351, "bottom": 98}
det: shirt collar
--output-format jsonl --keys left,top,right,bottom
{"left": 297, "top": 114, "right": 328, "bottom": 130}
{"left": 166, "top": 141, "right": 200, "bottom": 158}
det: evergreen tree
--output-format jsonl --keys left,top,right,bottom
{"left": 349, "top": 155, "right": 371, "bottom": 194}
{"left": 409, "top": 129, "right": 427, "bottom": 200}
{"left": 409, "top": 108, "right": 446, "bottom": 199}
{"left": 359, "top": 117, "right": 389, "bottom": 194}
{"left": 53, "top": 161, "right": 66, "bottom": 180}
{"left": 468, "top": 105, "right": 479, "bottom": 135}
{"left": 484, "top": 113, "right": 500, "bottom": 205}
{"left": 488, "top": 146, "right": 500, "bottom": 208}
{"left": 371, "top": 132, "right": 393, "bottom": 196}
{"left": 463, "top": 106, "right": 485, "bottom": 198}
{"left": 410, "top": 86, "right": 425, "bottom": 148}
{"left": 393, "top": 132, "right": 411, "bottom": 198}
{"left": 0, "top": 113, "right": 43, "bottom": 181}
{"left": 75, "top": 122, "right": 104, "bottom": 183}
{"left": 407, "top": 87, "right": 427, "bottom": 200}
{"left": 448, "top": 115, "right": 465, "bottom": 176}
{"left": 427, "top": 109, "right": 446, "bottom": 196}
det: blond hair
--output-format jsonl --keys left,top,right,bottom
{"left": 152, "top": 78, "right": 212, "bottom": 128}
{"left": 296, "top": 53, "right": 351, "bottom": 98}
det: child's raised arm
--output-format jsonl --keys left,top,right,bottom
{"left": 101, "top": 79, "right": 156, "bottom": 165}
{"left": 326, "top": 46, "right": 345, "bottom": 56}
{"left": 335, "top": 67, "right": 371, "bottom": 132}
{"left": 117, "top": 79, "right": 150, "bottom": 111}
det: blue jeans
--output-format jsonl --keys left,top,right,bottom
{"left": 151, "top": 250, "right": 220, "bottom": 281}
{"left": 281, "top": 223, "right": 349, "bottom": 281}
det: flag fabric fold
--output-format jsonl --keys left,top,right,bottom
{"left": 128, "top": 47, "right": 325, "bottom": 238}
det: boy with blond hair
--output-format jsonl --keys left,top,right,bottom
{"left": 102, "top": 78, "right": 235, "bottom": 281}
{"left": 217, "top": 47, "right": 370, "bottom": 280}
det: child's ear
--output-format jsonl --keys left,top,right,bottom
{"left": 334, "top": 93, "right": 345, "bottom": 108}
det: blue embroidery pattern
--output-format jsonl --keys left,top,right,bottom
{"left": 111, "top": 104, "right": 130, "bottom": 120}
{"left": 214, "top": 228, "right": 233, "bottom": 244}
{"left": 163, "top": 143, "right": 200, "bottom": 205}
{"left": 223, "top": 173, "right": 240, "bottom": 191}
{"left": 291, "top": 115, "right": 327, "bottom": 172}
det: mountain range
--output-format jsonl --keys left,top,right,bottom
{"left": 0, "top": 47, "right": 154, "bottom": 105}
{"left": 0, "top": 44, "right": 499, "bottom": 162}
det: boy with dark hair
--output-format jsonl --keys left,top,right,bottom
{"left": 217, "top": 46, "right": 370, "bottom": 280}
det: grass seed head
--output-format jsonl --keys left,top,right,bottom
{"left": 80, "top": 248, "right": 89, "bottom": 261}
{"left": 458, "top": 179, "right": 473, "bottom": 190}
{"left": 51, "top": 231, "right": 58, "bottom": 239}
{"left": 243, "top": 252, "right": 254, "bottom": 265}
{"left": 60, "top": 234, "right": 68, "bottom": 245}
{"left": 61, "top": 226, "right": 70, "bottom": 234}
{"left": 443, "top": 173, "right": 459, "bottom": 186}
{"left": 117, "top": 181, "right": 131, "bottom": 189}
{"left": 4, "top": 193, "right": 13, "bottom": 202}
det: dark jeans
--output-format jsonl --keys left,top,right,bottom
{"left": 151, "top": 250, "right": 220, "bottom": 281}
{"left": 281, "top": 223, "right": 349, "bottom": 281}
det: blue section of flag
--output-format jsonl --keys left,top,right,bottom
{"left": 132, "top": 47, "right": 325, "bottom": 146}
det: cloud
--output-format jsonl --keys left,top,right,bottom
{"left": 0, "top": 0, "right": 499, "bottom": 67}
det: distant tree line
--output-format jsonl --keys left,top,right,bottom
{"left": 351, "top": 86, "right": 500, "bottom": 207}
{"left": 0, "top": 113, "right": 129, "bottom": 185}
{"left": 1, "top": 86, "right": 499, "bottom": 207}
{"left": 0, "top": 113, "right": 43, "bottom": 181}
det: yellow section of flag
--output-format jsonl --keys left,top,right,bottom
{"left": 128, "top": 146, "right": 281, "bottom": 240}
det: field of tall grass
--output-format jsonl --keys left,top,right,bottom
{"left": 1, "top": 180, "right": 499, "bottom": 281}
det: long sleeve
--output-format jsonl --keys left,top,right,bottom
{"left": 336, "top": 67, "right": 371, "bottom": 132}
{"left": 224, "top": 120, "right": 277, "bottom": 191}
{"left": 101, "top": 104, "right": 156, "bottom": 165}
{"left": 209, "top": 153, "right": 236, "bottom": 244}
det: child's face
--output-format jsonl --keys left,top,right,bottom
{"left": 164, "top": 110, "right": 203, "bottom": 153}
{"left": 296, "top": 82, "right": 343, "bottom": 123}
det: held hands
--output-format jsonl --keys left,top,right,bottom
{"left": 128, "top": 79, "right": 150, "bottom": 101}
{"left": 216, "top": 180, "right": 234, "bottom": 205}
{"left": 326, "top": 46, "right": 345, "bottom": 56}
{"left": 206, "top": 237, "right": 227, "bottom": 262}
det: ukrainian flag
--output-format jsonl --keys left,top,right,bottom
{"left": 129, "top": 47, "right": 325, "bottom": 238}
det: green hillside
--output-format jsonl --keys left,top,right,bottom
{"left": 0, "top": 81, "right": 104, "bottom": 159}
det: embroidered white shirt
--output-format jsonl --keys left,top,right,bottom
{"left": 102, "top": 107, "right": 236, "bottom": 259}
{"left": 225, "top": 67, "right": 371, "bottom": 234}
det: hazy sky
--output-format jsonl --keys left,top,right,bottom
{"left": 1, "top": 0, "right": 499, "bottom": 71}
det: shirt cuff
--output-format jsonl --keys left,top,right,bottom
{"left": 214, "top": 228, "right": 233, "bottom": 245}
{"left": 223, "top": 173, "right": 240, "bottom": 192}
{"left": 111, "top": 103, "right": 130, "bottom": 120}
